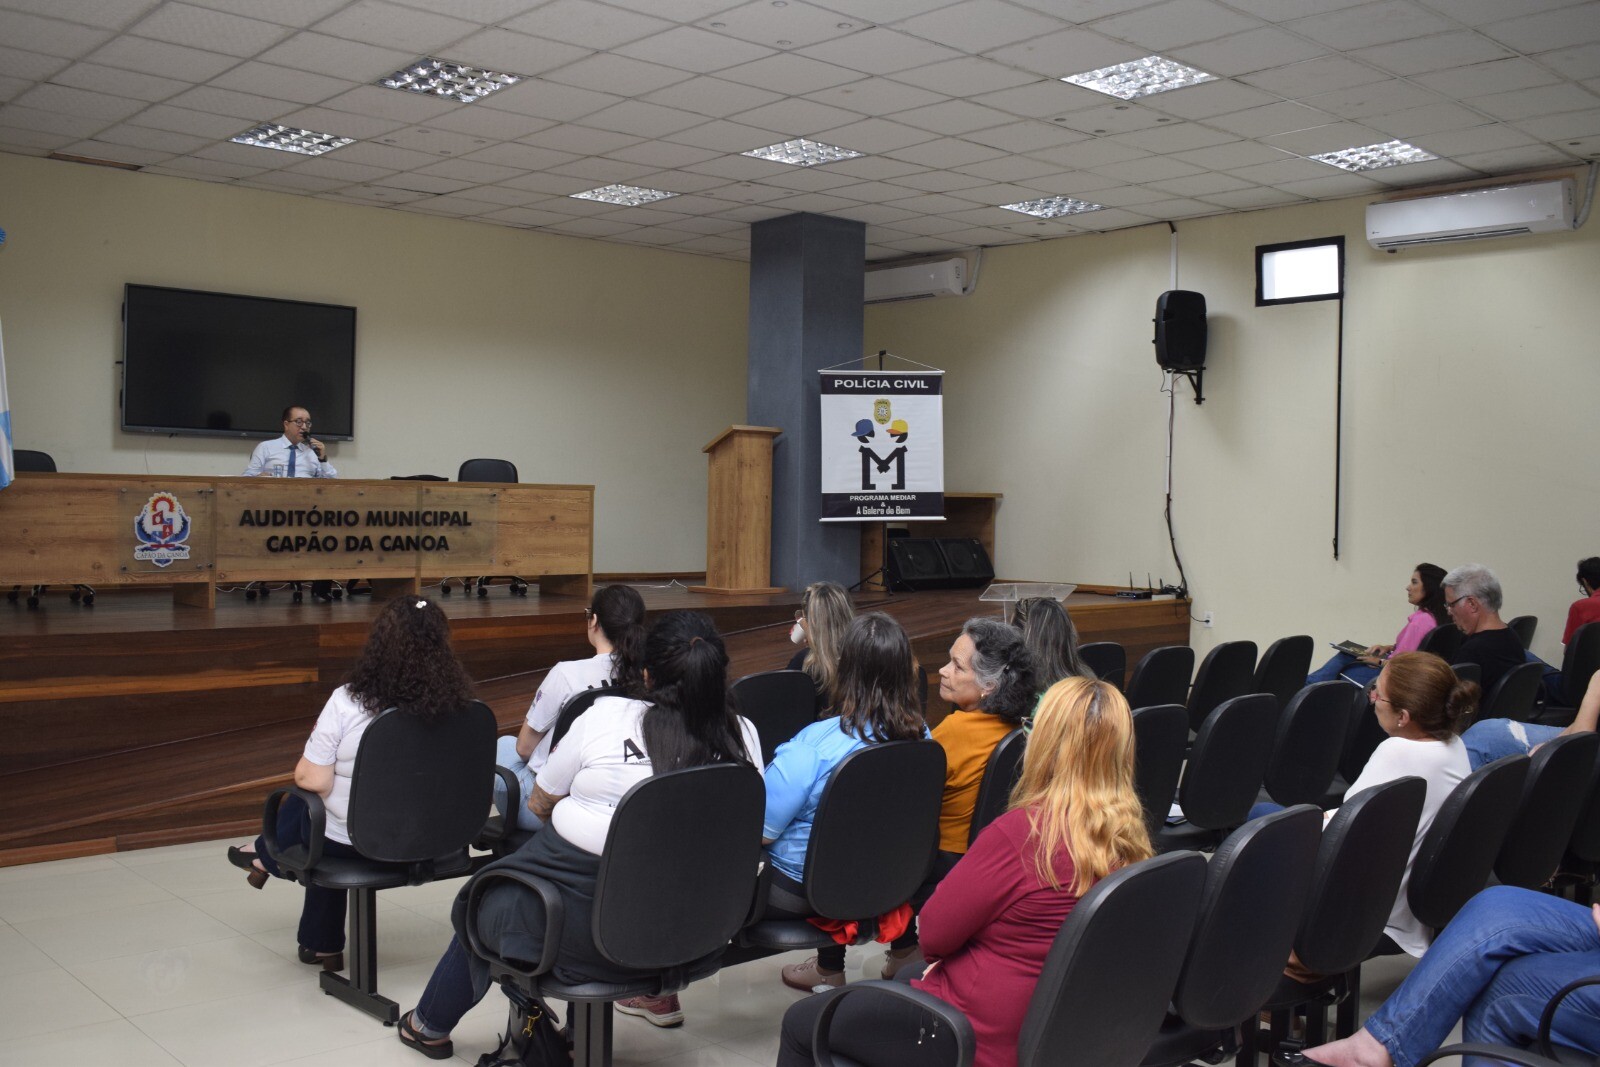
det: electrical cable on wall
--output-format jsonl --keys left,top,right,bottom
{"left": 1161, "top": 221, "right": 1195, "bottom": 614}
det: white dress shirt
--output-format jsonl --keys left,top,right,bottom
{"left": 244, "top": 434, "right": 336, "bottom": 478}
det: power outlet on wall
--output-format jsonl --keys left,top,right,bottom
{"left": 1202, "top": 611, "right": 1214, "bottom": 628}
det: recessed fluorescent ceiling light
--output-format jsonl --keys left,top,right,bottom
{"left": 379, "top": 58, "right": 522, "bottom": 103}
{"left": 1063, "top": 56, "right": 1216, "bottom": 100}
{"left": 570, "top": 184, "right": 679, "bottom": 207}
{"left": 742, "top": 138, "right": 864, "bottom": 167}
{"left": 1310, "top": 140, "right": 1438, "bottom": 171}
{"left": 1000, "top": 196, "right": 1104, "bottom": 218}
{"left": 231, "top": 123, "right": 353, "bottom": 156}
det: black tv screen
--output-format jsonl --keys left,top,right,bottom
{"left": 122, "top": 284, "right": 356, "bottom": 440}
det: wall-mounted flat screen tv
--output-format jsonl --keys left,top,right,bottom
{"left": 121, "top": 283, "right": 356, "bottom": 440}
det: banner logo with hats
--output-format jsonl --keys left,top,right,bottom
{"left": 818, "top": 371, "right": 944, "bottom": 522}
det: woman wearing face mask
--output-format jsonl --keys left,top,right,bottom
{"left": 787, "top": 581, "right": 856, "bottom": 704}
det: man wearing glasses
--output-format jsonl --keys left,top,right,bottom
{"left": 1443, "top": 564, "right": 1525, "bottom": 694}
{"left": 244, "top": 406, "right": 337, "bottom": 479}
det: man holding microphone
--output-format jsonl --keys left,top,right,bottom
{"left": 244, "top": 406, "right": 336, "bottom": 479}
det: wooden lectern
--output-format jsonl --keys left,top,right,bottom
{"left": 692, "top": 425, "right": 785, "bottom": 595}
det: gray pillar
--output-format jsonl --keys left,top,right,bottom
{"left": 747, "top": 212, "right": 864, "bottom": 592}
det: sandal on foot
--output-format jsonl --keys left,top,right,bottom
{"left": 398, "top": 1011, "right": 453, "bottom": 1060}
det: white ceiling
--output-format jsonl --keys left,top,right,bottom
{"left": 1, "top": 0, "right": 1596, "bottom": 261}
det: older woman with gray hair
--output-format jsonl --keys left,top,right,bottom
{"left": 878, "top": 616, "right": 1037, "bottom": 979}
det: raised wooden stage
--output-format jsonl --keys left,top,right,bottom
{"left": 0, "top": 581, "right": 1190, "bottom": 867}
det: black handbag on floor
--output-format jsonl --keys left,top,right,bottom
{"left": 477, "top": 993, "right": 570, "bottom": 1067}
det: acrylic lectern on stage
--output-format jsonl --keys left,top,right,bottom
{"left": 692, "top": 425, "right": 784, "bottom": 595}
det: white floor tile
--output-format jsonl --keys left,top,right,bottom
{"left": 187, "top": 880, "right": 311, "bottom": 935}
{"left": 0, "top": 853, "right": 122, "bottom": 885}
{"left": 2, "top": 1018, "right": 184, "bottom": 1065}
{"left": 246, "top": 902, "right": 456, "bottom": 969}
{"left": 0, "top": 919, "right": 60, "bottom": 975}
{"left": 0, "top": 966, "right": 121, "bottom": 1039}
{"left": 0, "top": 864, "right": 175, "bottom": 924}
{"left": 13, "top": 896, "right": 238, "bottom": 966}
{"left": 129, "top": 851, "right": 275, "bottom": 897}
{"left": 115, "top": 839, "right": 242, "bottom": 868}
{"left": 132, "top": 980, "right": 385, "bottom": 1067}
{"left": 69, "top": 933, "right": 307, "bottom": 1017}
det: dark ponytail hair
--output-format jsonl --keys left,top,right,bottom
{"left": 834, "top": 613, "right": 925, "bottom": 743}
{"left": 591, "top": 584, "right": 646, "bottom": 692}
{"left": 638, "top": 611, "right": 752, "bottom": 773}
{"left": 346, "top": 597, "right": 474, "bottom": 721}
{"left": 963, "top": 616, "right": 1037, "bottom": 725}
{"left": 1415, "top": 563, "right": 1449, "bottom": 625}
{"left": 1384, "top": 651, "right": 1475, "bottom": 740}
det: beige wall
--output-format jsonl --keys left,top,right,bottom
{"left": 866, "top": 194, "right": 1600, "bottom": 666}
{"left": 0, "top": 153, "right": 750, "bottom": 572}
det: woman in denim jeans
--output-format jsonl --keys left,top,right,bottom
{"left": 1461, "top": 668, "right": 1600, "bottom": 769}
{"left": 1290, "top": 885, "right": 1600, "bottom": 1067}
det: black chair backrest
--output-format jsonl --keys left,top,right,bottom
{"left": 13, "top": 449, "right": 56, "bottom": 473}
{"left": 1408, "top": 754, "right": 1529, "bottom": 930}
{"left": 1263, "top": 681, "right": 1354, "bottom": 807}
{"left": 1295, "top": 777, "right": 1426, "bottom": 975}
{"left": 969, "top": 728, "right": 1027, "bottom": 846}
{"left": 1559, "top": 623, "right": 1600, "bottom": 708}
{"left": 592, "top": 763, "right": 766, "bottom": 970}
{"left": 730, "top": 669, "right": 818, "bottom": 767}
{"left": 1508, "top": 615, "right": 1538, "bottom": 650}
{"left": 548, "top": 685, "right": 624, "bottom": 749}
{"left": 1253, "top": 634, "right": 1314, "bottom": 712}
{"left": 1417, "top": 623, "right": 1465, "bottom": 661}
{"left": 804, "top": 739, "right": 945, "bottom": 920}
{"left": 1132, "top": 704, "right": 1188, "bottom": 835}
{"left": 1481, "top": 660, "right": 1547, "bottom": 724}
{"left": 1339, "top": 684, "right": 1387, "bottom": 786}
{"left": 1186, "top": 640, "right": 1259, "bottom": 733}
{"left": 346, "top": 701, "right": 497, "bottom": 862}
{"left": 458, "top": 458, "right": 518, "bottom": 483}
{"left": 1125, "top": 645, "right": 1195, "bottom": 711}
{"left": 1079, "top": 641, "right": 1126, "bottom": 689}
{"left": 390, "top": 473, "right": 448, "bottom": 480}
{"left": 1017, "top": 851, "right": 1207, "bottom": 1067}
{"left": 1495, "top": 732, "right": 1600, "bottom": 889}
{"left": 1179, "top": 694, "right": 1279, "bottom": 830}
{"left": 1451, "top": 662, "right": 1481, "bottom": 686}
{"left": 1171, "top": 806, "right": 1322, "bottom": 1031}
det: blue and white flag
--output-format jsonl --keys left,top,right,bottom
{"left": 0, "top": 318, "right": 11, "bottom": 491}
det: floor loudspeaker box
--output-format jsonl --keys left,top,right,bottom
{"left": 938, "top": 538, "right": 995, "bottom": 588}
{"left": 1154, "top": 290, "right": 1207, "bottom": 370}
{"left": 887, "top": 539, "right": 950, "bottom": 591}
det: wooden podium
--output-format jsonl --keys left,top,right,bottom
{"left": 692, "top": 425, "right": 784, "bottom": 595}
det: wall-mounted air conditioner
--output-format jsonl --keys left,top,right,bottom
{"left": 864, "top": 257, "right": 967, "bottom": 303}
{"left": 1366, "top": 179, "right": 1576, "bottom": 250}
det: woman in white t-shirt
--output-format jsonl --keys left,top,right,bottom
{"left": 495, "top": 584, "right": 647, "bottom": 831}
{"left": 225, "top": 597, "right": 476, "bottom": 971}
{"left": 397, "top": 610, "right": 762, "bottom": 1060}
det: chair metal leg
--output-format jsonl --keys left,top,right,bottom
{"left": 571, "top": 1000, "right": 614, "bottom": 1067}
{"left": 1335, "top": 966, "right": 1360, "bottom": 1038}
{"left": 319, "top": 887, "right": 399, "bottom": 1024}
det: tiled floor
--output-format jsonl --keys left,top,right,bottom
{"left": 0, "top": 838, "right": 1431, "bottom": 1067}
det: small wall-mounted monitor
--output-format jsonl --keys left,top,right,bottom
{"left": 121, "top": 283, "right": 356, "bottom": 440}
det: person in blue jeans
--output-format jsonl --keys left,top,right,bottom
{"left": 1292, "top": 886, "right": 1600, "bottom": 1067}
{"left": 1308, "top": 564, "right": 1450, "bottom": 688}
{"left": 1461, "top": 668, "right": 1600, "bottom": 769}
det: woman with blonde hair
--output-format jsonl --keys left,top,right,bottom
{"left": 786, "top": 580, "right": 855, "bottom": 702}
{"left": 775, "top": 676, "right": 1152, "bottom": 1067}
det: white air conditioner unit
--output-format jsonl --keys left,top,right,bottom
{"left": 864, "top": 257, "right": 966, "bottom": 303}
{"left": 1366, "top": 179, "right": 1576, "bottom": 250}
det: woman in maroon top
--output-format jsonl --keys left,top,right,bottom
{"left": 775, "top": 676, "right": 1154, "bottom": 1067}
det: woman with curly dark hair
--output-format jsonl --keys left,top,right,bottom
{"left": 224, "top": 596, "right": 475, "bottom": 970}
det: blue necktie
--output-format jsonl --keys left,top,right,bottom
{"left": 288, "top": 442, "right": 297, "bottom": 477}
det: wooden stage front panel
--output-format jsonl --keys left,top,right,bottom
{"left": 0, "top": 583, "right": 1189, "bottom": 866}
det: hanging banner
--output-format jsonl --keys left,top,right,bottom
{"left": 819, "top": 370, "right": 944, "bottom": 522}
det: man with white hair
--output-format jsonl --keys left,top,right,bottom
{"left": 1444, "top": 564, "right": 1525, "bottom": 694}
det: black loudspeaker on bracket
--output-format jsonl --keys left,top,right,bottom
{"left": 1170, "top": 366, "right": 1204, "bottom": 405}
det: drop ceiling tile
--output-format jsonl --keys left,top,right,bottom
{"left": 87, "top": 35, "right": 240, "bottom": 81}
{"left": 883, "top": 191, "right": 990, "bottom": 213}
{"left": 732, "top": 97, "right": 864, "bottom": 135}
{"left": 1361, "top": 156, "right": 1481, "bottom": 183}
{"left": 681, "top": 152, "right": 793, "bottom": 179}
{"left": 655, "top": 191, "right": 751, "bottom": 212}
{"left": 369, "top": 171, "right": 479, "bottom": 193}
{"left": 0, "top": 46, "right": 71, "bottom": 82}
{"left": 151, "top": 155, "right": 264, "bottom": 178}
{"left": 985, "top": 28, "right": 1143, "bottom": 80}
{"left": 391, "top": 195, "right": 489, "bottom": 216}
{"left": 417, "top": 102, "right": 555, "bottom": 139}
{"left": 898, "top": 0, "right": 1067, "bottom": 53}
{"left": 1226, "top": 155, "right": 1346, "bottom": 182}
{"left": 1262, "top": 120, "right": 1387, "bottom": 154}
{"left": 240, "top": 170, "right": 349, "bottom": 192}
{"left": 757, "top": 166, "right": 865, "bottom": 190}
{"left": 1414, "top": 0, "right": 1577, "bottom": 25}
{"left": 796, "top": 28, "right": 962, "bottom": 76}
{"left": 605, "top": 140, "right": 724, "bottom": 167}
{"left": 805, "top": 80, "right": 945, "bottom": 121}
{"left": 520, "top": 123, "right": 644, "bottom": 155}
{"left": 0, "top": 126, "right": 74, "bottom": 151}
{"left": 968, "top": 78, "right": 1108, "bottom": 119}
{"left": 822, "top": 177, "right": 920, "bottom": 199}
{"left": 1555, "top": 132, "right": 1600, "bottom": 156}
{"left": 1169, "top": 139, "right": 1291, "bottom": 168}
{"left": 881, "top": 211, "right": 972, "bottom": 234}
{"left": 1452, "top": 143, "right": 1579, "bottom": 169}
{"left": 321, "top": 83, "right": 461, "bottom": 122}
{"left": 1516, "top": 107, "right": 1600, "bottom": 140}
{"left": 11, "top": 82, "right": 147, "bottom": 123}
{"left": 546, "top": 156, "right": 661, "bottom": 181}
{"left": 323, "top": 183, "right": 434, "bottom": 203}
{"left": 892, "top": 98, "right": 1017, "bottom": 134}
{"left": 1241, "top": 55, "right": 1390, "bottom": 97}
{"left": 577, "top": 99, "right": 706, "bottom": 136}
{"left": 128, "top": 102, "right": 257, "bottom": 137}
{"left": 457, "top": 183, "right": 555, "bottom": 205}
{"left": 1145, "top": 171, "right": 1256, "bottom": 195}
{"left": 824, "top": 154, "right": 928, "bottom": 178}
{"left": 715, "top": 53, "right": 866, "bottom": 94}
{"left": 129, "top": 2, "right": 291, "bottom": 58}
{"left": 665, "top": 117, "right": 786, "bottom": 151}
{"left": 256, "top": 32, "right": 415, "bottom": 81}
{"left": 601, "top": 0, "right": 750, "bottom": 20}
{"left": 196, "top": 139, "right": 305, "bottom": 168}
{"left": 476, "top": 79, "right": 621, "bottom": 122}
{"left": 659, "top": 215, "right": 746, "bottom": 234}
{"left": 1053, "top": 102, "right": 1167, "bottom": 135}
{"left": 1201, "top": 185, "right": 1306, "bottom": 207}
{"left": 889, "top": 169, "right": 992, "bottom": 192}
{"left": 1274, "top": 172, "right": 1386, "bottom": 197}
{"left": 442, "top": 29, "right": 593, "bottom": 76}
{"left": 477, "top": 205, "right": 582, "bottom": 226}
{"left": 1140, "top": 80, "right": 1281, "bottom": 119}
{"left": 1412, "top": 58, "right": 1560, "bottom": 97}
{"left": 287, "top": 155, "right": 395, "bottom": 181}
{"left": 883, "top": 233, "right": 975, "bottom": 253}
{"left": 1168, "top": 27, "right": 1326, "bottom": 77}
{"left": 940, "top": 224, "right": 1040, "bottom": 242}
{"left": 496, "top": 169, "right": 598, "bottom": 193}
{"left": 369, "top": 125, "right": 491, "bottom": 156}
{"left": 963, "top": 119, "right": 1090, "bottom": 152}
{"left": 1287, "top": 0, "right": 1456, "bottom": 51}
{"left": 833, "top": 202, "right": 922, "bottom": 224}
{"left": 612, "top": 26, "right": 775, "bottom": 74}
{"left": 189, "top": 0, "right": 350, "bottom": 22}
{"left": 1046, "top": 207, "right": 1147, "bottom": 229}
{"left": 1089, "top": 0, "right": 1264, "bottom": 52}
{"left": 1540, "top": 43, "right": 1600, "bottom": 82}
{"left": 945, "top": 205, "right": 1036, "bottom": 227}
{"left": 546, "top": 217, "right": 637, "bottom": 237}
{"left": 414, "top": 156, "right": 528, "bottom": 182}
{"left": 643, "top": 75, "right": 784, "bottom": 118}
{"left": 699, "top": 0, "right": 864, "bottom": 49}
{"left": 50, "top": 62, "right": 190, "bottom": 102}
{"left": 211, "top": 61, "right": 355, "bottom": 105}
{"left": 1207, "top": 100, "right": 1337, "bottom": 137}
{"left": 316, "top": 0, "right": 483, "bottom": 54}
{"left": 463, "top": 140, "right": 582, "bottom": 169}
{"left": 0, "top": 11, "right": 114, "bottom": 60}
{"left": 1473, "top": 82, "right": 1598, "bottom": 122}
{"left": 57, "top": 138, "right": 171, "bottom": 164}
{"left": 1112, "top": 121, "right": 1238, "bottom": 152}
{"left": 765, "top": 191, "right": 865, "bottom": 212}
{"left": 675, "top": 233, "right": 750, "bottom": 253}
{"left": 0, "top": 0, "right": 159, "bottom": 30}
{"left": 1480, "top": 3, "right": 1600, "bottom": 53}
{"left": 95, "top": 122, "right": 212, "bottom": 152}
{"left": 1351, "top": 31, "right": 1513, "bottom": 77}
{"left": 885, "top": 135, "right": 1006, "bottom": 166}
{"left": 699, "top": 180, "right": 799, "bottom": 202}
{"left": 890, "top": 57, "right": 1041, "bottom": 96}
{"left": 609, "top": 226, "right": 697, "bottom": 246}
{"left": 953, "top": 153, "right": 1068, "bottom": 179}
{"left": 1409, "top": 122, "right": 1535, "bottom": 155}
{"left": 502, "top": 0, "right": 673, "bottom": 50}
{"left": 1136, "top": 196, "right": 1226, "bottom": 217}
{"left": 277, "top": 104, "right": 405, "bottom": 138}
{"left": 164, "top": 84, "right": 300, "bottom": 121}
{"left": 1364, "top": 100, "right": 1492, "bottom": 137}
{"left": 1089, "top": 154, "right": 1206, "bottom": 181}
{"left": 1026, "top": 136, "right": 1149, "bottom": 167}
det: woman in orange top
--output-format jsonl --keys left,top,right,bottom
{"left": 880, "top": 616, "right": 1036, "bottom": 979}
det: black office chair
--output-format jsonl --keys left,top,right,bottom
{"left": 1261, "top": 682, "right": 1353, "bottom": 808}
{"left": 730, "top": 669, "right": 818, "bottom": 766}
{"left": 467, "top": 764, "right": 766, "bottom": 1067}
{"left": 1126, "top": 645, "right": 1195, "bottom": 711}
{"left": 811, "top": 851, "right": 1208, "bottom": 1067}
{"left": 389, "top": 474, "right": 448, "bottom": 480}
{"left": 1253, "top": 634, "right": 1315, "bottom": 712}
{"left": 1495, "top": 733, "right": 1600, "bottom": 891}
{"left": 261, "top": 701, "right": 497, "bottom": 1022}
{"left": 1482, "top": 660, "right": 1549, "bottom": 724}
{"left": 1142, "top": 806, "right": 1323, "bottom": 1067}
{"left": 1318, "top": 685, "right": 1378, "bottom": 809}
{"left": 1258, "top": 777, "right": 1426, "bottom": 1050}
{"left": 1453, "top": 662, "right": 1482, "bottom": 685}
{"left": 1133, "top": 704, "right": 1188, "bottom": 836}
{"left": 1079, "top": 641, "right": 1126, "bottom": 689}
{"left": 968, "top": 728, "right": 1026, "bottom": 845}
{"left": 1157, "top": 694, "right": 1279, "bottom": 853}
{"left": 1509, "top": 615, "right": 1539, "bottom": 650}
{"left": 1558, "top": 762, "right": 1600, "bottom": 904}
{"left": 1418, "top": 623, "right": 1466, "bottom": 661}
{"left": 13, "top": 449, "right": 55, "bottom": 472}
{"left": 446, "top": 458, "right": 526, "bottom": 597}
{"left": 1537, "top": 623, "right": 1600, "bottom": 727}
{"left": 1185, "top": 639, "right": 1259, "bottom": 734}
{"left": 7, "top": 450, "right": 95, "bottom": 608}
